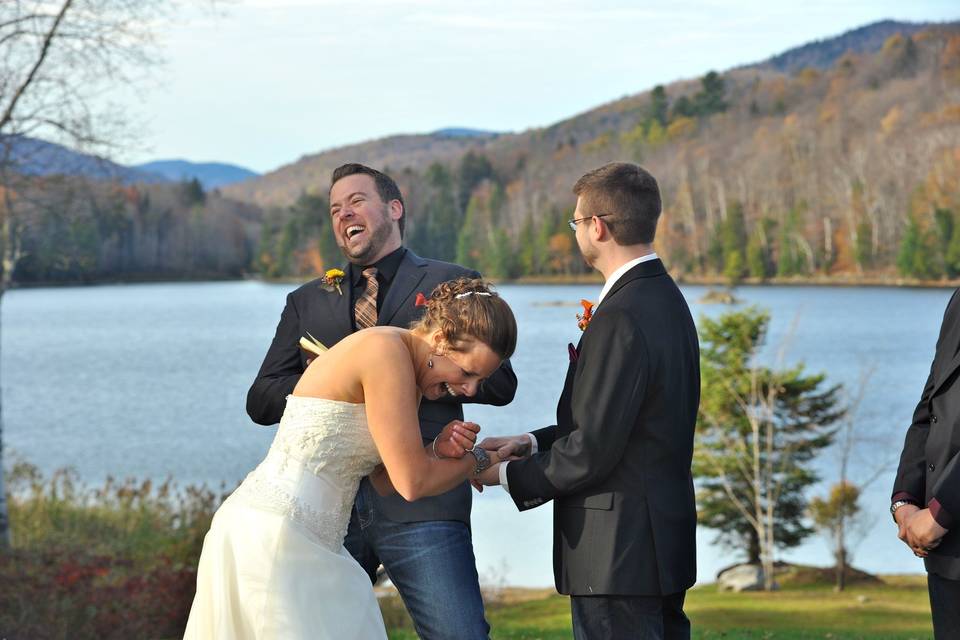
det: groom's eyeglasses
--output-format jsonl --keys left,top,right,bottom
{"left": 568, "top": 214, "right": 612, "bottom": 231}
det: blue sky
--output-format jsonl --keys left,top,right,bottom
{"left": 124, "top": 0, "right": 959, "bottom": 173}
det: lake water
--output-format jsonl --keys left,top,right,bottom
{"left": 2, "top": 280, "right": 954, "bottom": 587}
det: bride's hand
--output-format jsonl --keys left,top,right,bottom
{"left": 434, "top": 420, "right": 480, "bottom": 459}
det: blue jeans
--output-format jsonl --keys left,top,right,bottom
{"left": 344, "top": 479, "right": 490, "bottom": 640}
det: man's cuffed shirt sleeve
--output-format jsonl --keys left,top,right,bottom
{"left": 930, "top": 498, "right": 955, "bottom": 530}
{"left": 501, "top": 433, "right": 539, "bottom": 493}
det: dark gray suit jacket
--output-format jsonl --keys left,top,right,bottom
{"left": 893, "top": 288, "right": 960, "bottom": 579}
{"left": 247, "top": 249, "right": 517, "bottom": 523}
{"left": 506, "top": 259, "right": 699, "bottom": 596}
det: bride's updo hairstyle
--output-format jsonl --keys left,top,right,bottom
{"left": 413, "top": 278, "right": 517, "bottom": 360}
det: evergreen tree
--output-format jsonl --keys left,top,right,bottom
{"left": 455, "top": 194, "right": 483, "bottom": 271}
{"left": 533, "top": 208, "right": 557, "bottom": 275}
{"left": 645, "top": 120, "right": 666, "bottom": 146}
{"left": 723, "top": 250, "right": 745, "bottom": 285}
{"left": 423, "top": 163, "right": 460, "bottom": 262}
{"left": 945, "top": 211, "right": 960, "bottom": 278}
{"left": 672, "top": 95, "right": 695, "bottom": 119}
{"left": 694, "top": 70, "right": 728, "bottom": 116}
{"left": 707, "top": 228, "right": 724, "bottom": 275}
{"left": 484, "top": 228, "right": 516, "bottom": 279}
{"left": 854, "top": 221, "right": 873, "bottom": 270}
{"left": 747, "top": 218, "right": 775, "bottom": 280}
{"left": 179, "top": 178, "right": 206, "bottom": 206}
{"left": 648, "top": 85, "right": 669, "bottom": 126}
{"left": 696, "top": 308, "right": 843, "bottom": 568}
{"left": 517, "top": 216, "right": 537, "bottom": 276}
{"left": 897, "top": 215, "right": 943, "bottom": 279}
{"left": 457, "top": 151, "right": 495, "bottom": 212}
{"left": 934, "top": 208, "right": 954, "bottom": 257}
{"left": 777, "top": 207, "right": 806, "bottom": 277}
{"left": 721, "top": 202, "right": 748, "bottom": 283}
{"left": 885, "top": 34, "right": 920, "bottom": 77}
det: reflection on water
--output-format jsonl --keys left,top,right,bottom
{"left": 2, "top": 280, "right": 953, "bottom": 586}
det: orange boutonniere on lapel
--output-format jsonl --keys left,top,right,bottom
{"left": 576, "top": 299, "right": 594, "bottom": 331}
{"left": 414, "top": 292, "right": 428, "bottom": 307}
{"left": 320, "top": 268, "right": 345, "bottom": 295}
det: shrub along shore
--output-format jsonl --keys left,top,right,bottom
{"left": 1, "top": 462, "right": 935, "bottom": 638}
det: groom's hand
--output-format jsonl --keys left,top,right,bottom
{"left": 435, "top": 420, "right": 480, "bottom": 459}
{"left": 478, "top": 435, "right": 531, "bottom": 460}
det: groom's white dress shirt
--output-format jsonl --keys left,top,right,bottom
{"left": 499, "top": 252, "right": 659, "bottom": 491}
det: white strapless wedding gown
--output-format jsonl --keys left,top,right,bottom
{"left": 184, "top": 396, "right": 387, "bottom": 639}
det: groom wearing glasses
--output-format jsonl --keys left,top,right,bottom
{"left": 481, "top": 163, "right": 700, "bottom": 640}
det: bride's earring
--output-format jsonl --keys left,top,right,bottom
{"left": 427, "top": 358, "right": 434, "bottom": 369}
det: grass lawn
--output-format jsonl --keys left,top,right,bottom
{"left": 383, "top": 575, "right": 934, "bottom": 639}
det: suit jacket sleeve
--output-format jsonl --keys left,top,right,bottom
{"left": 933, "top": 453, "right": 960, "bottom": 519}
{"left": 892, "top": 289, "right": 960, "bottom": 502}
{"left": 506, "top": 309, "right": 648, "bottom": 509}
{"left": 931, "top": 292, "right": 960, "bottom": 517}
{"left": 246, "top": 291, "right": 304, "bottom": 425}
{"left": 531, "top": 425, "right": 557, "bottom": 451}
{"left": 892, "top": 366, "right": 935, "bottom": 502}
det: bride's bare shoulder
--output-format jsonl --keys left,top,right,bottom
{"left": 344, "top": 327, "right": 413, "bottom": 363}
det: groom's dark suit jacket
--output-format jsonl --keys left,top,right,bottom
{"left": 506, "top": 259, "right": 699, "bottom": 597}
{"left": 247, "top": 248, "right": 517, "bottom": 524}
{"left": 893, "top": 287, "right": 960, "bottom": 579}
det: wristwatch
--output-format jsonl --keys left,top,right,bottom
{"left": 468, "top": 447, "right": 491, "bottom": 476}
{"left": 891, "top": 499, "right": 917, "bottom": 522}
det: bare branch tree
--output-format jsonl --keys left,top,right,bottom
{"left": 810, "top": 365, "right": 898, "bottom": 590}
{"left": 0, "top": 0, "right": 177, "bottom": 549}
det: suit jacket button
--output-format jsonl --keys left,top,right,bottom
{"left": 931, "top": 415, "right": 938, "bottom": 423}
{"left": 929, "top": 463, "right": 936, "bottom": 472}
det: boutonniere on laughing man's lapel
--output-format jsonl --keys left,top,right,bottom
{"left": 320, "top": 268, "right": 345, "bottom": 295}
{"left": 577, "top": 299, "right": 594, "bottom": 331}
{"left": 414, "top": 292, "right": 428, "bottom": 307}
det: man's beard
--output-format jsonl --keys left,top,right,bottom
{"left": 341, "top": 211, "right": 394, "bottom": 265}
{"left": 577, "top": 236, "right": 598, "bottom": 268}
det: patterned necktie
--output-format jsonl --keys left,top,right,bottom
{"left": 354, "top": 267, "right": 379, "bottom": 329}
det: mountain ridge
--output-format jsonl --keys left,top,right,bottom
{"left": 133, "top": 159, "right": 259, "bottom": 189}
{"left": 223, "top": 19, "right": 952, "bottom": 207}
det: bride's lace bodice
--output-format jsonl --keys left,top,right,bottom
{"left": 232, "top": 396, "right": 381, "bottom": 551}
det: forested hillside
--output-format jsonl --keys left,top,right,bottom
{"left": 7, "top": 21, "right": 960, "bottom": 285}
{"left": 247, "top": 24, "right": 960, "bottom": 283}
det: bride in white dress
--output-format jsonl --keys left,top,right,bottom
{"left": 184, "top": 279, "right": 517, "bottom": 639}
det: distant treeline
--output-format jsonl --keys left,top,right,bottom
{"left": 6, "top": 28, "right": 960, "bottom": 286}
{"left": 7, "top": 178, "right": 260, "bottom": 284}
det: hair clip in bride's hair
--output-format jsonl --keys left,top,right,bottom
{"left": 455, "top": 291, "right": 492, "bottom": 299}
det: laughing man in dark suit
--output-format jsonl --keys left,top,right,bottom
{"left": 247, "top": 163, "right": 517, "bottom": 639}
{"left": 478, "top": 162, "right": 700, "bottom": 640}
